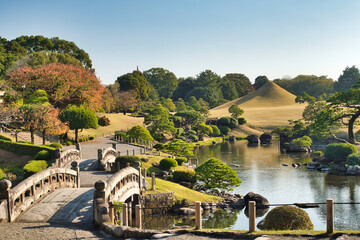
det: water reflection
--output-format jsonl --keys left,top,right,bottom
{"left": 202, "top": 209, "right": 240, "bottom": 229}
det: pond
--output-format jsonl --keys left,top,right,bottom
{"left": 143, "top": 141, "right": 360, "bottom": 230}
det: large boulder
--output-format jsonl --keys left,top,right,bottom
{"left": 246, "top": 135, "right": 259, "bottom": 144}
{"left": 244, "top": 192, "right": 269, "bottom": 208}
{"left": 228, "top": 136, "right": 236, "bottom": 142}
{"left": 260, "top": 133, "right": 272, "bottom": 144}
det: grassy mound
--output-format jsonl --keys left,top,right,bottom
{"left": 263, "top": 206, "right": 314, "bottom": 230}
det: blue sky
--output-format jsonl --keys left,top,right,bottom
{"left": 1, "top": 0, "right": 360, "bottom": 84}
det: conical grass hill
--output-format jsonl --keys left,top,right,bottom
{"left": 210, "top": 81, "right": 306, "bottom": 134}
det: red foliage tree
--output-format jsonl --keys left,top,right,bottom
{"left": 7, "top": 63, "right": 104, "bottom": 110}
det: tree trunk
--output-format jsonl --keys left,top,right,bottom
{"left": 348, "top": 111, "right": 360, "bottom": 144}
{"left": 30, "top": 127, "right": 35, "bottom": 144}
{"left": 75, "top": 128, "right": 78, "bottom": 143}
{"left": 42, "top": 129, "right": 46, "bottom": 145}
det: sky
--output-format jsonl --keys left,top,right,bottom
{"left": 1, "top": 0, "right": 360, "bottom": 85}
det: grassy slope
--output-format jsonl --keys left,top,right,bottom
{"left": 210, "top": 82, "right": 307, "bottom": 135}
{"left": 145, "top": 177, "right": 223, "bottom": 204}
{"left": 69, "top": 113, "right": 144, "bottom": 138}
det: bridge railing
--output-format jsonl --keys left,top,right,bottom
{"left": 0, "top": 162, "right": 80, "bottom": 222}
{"left": 54, "top": 144, "right": 81, "bottom": 167}
{"left": 93, "top": 164, "right": 146, "bottom": 226}
{"left": 98, "top": 144, "right": 146, "bottom": 171}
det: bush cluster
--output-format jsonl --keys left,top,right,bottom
{"left": 175, "top": 157, "right": 187, "bottom": 166}
{"left": 238, "top": 117, "right": 246, "bottom": 125}
{"left": 0, "top": 168, "right": 6, "bottom": 180}
{"left": 324, "top": 143, "right": 358, "bottom": 163}
{"left": 23, "top": 160, "right": 48, "bottom": 177}
{"left": 217, "top": 117, "right": 238, "bottom": 129}
{"left": 0, "top": 135, "right": 12, "bottom": 141}
{"left": 49, "top": 142, "right": 63, "bottom": 149}
{"left": 159, "top": 158, "right": 178, "bottom": 170}
{"left": 34, "top": 150, "right": 50, "bottom": 160}
{"left": 263, "top": 206, "right": 313, "bottom": 230}
{"left": 115, "top": 156, "right": 140, "bottom": 169}
{"left": 218, "top": 126, "right": 231, "bottom": 135}
{"left": 173, "top": 169, "right": 196, "bottom": 184}
{"left": 98, "top": 115, "right": 111, "bottom": 126}
{"left": 64, "top": 140, "right": 72, "bottom": 146}
{"left": 210, "top": 125, "right": 221, "bottom": 137}
{"left": 153, "top": 143, "right": 165, "bottom": 151}
{"left": 346, "top": 153, "right": 360, "bottom": 166}
{"left": 0, "top": 140, "right": 56, "bottom": 159}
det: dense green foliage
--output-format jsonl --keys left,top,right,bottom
{"left": 346, "top": 153, "right": 360, "bottom": 166}
{"left": 324, "top": 143, "right": 358, "bottom": 163}
{"left": 159, "top": 158, "right": 178, "bottom": 170}
{"left": 115, "top": 156, "right": 141, "bottom": 169}
{"left": 295, "top": 91, "right": 316, "bottom": 104}
{"left": 218, "top": 126, "right": 231, "bottom": 135}
{"left": 334, "top": 66, "right": 360, "bottom": 92}
{"left": 238, "top": 117, "right": 246, "bottom": 125}
{"left": 34, "top": 150, "right": 50, "bottom": 160}
{"left": 144, "top": 104, "right": 176, "bottom": 140}
{"left": 263, "top": 206, "right": 314, "bottom": 230}
{"left": 116, "top": 70, "right": 150, "bottom": 100}
{"left": 49, "top": 142, "right": 62, "bottom": 149}
{"left": 143, "top": 68, "right": 178, "bottom": 99}
{"left": 0, "top": 140, "right": 56, "bottom": 158}
{"left": 228, "top": 105, "right": 244, "bottom": 118}
{"left": 217, "top": 117, "right": 238, "bottom": 129}
{"left": 59, "top": 106, "right": 98, "bottom": 143}
{"left": 153, "top": 143, "right": 165, "bottom": 151}
{"left": 195, "top": 157, "right": 240, "bottom": 191}
{"left": 126, "top": 125, "right": 153, "bottom": 141}
{"left": 274, "top": 75, "right": 334, "bottom": 99}
{"left": 292, "top": 136, "right": 312, "bottom": 148}
{"left": 210, "top": 125, "right": 221, "bottom": 136}
{"left": 253, "top": 75, "right": 269, "bottom": 90}
{"left": 23, "top": 160, "right": 48, "bottom": 177}
{"left": 175, "top": 157, "right": 188, "bottom": 166}
{"left": 173, "top": 169, "right": 196, "bottom": 184}
{"left": 97, "top": 115, "right": 111, "bottom": 126}
{"left": 0, "top": 135, "right": 12, "bottom": 141}
{"left": 166, "top": 139, "right": 194, "bottom": 157}
{"left": 221, "top": 73, "right": 252, "bottom": 100}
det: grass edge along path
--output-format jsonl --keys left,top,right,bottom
{"left": 145, "top": 177, "right": 223, "bottom": 204}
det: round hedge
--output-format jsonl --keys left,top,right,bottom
{"left": 23, "top": 160, "right": 48, "bottom": 177}
{"left": 324, "top": 143, "right": 358, "bottom": 163}
{"left": 218, "top": 126, "right": 231, "bottom": 135}
{"left": 159, "top": 158, "right": 178, "bottom": 170}
{"left": 346, "top": 153, "right": 360, "bottom": 166}
{"left": 263, "top": 206, "right": 313, "bottom": 230}
{"left": 217, "top": 117, "right": 238, "bottom": 129}
{"left": 34, "top": 150, "right": 50, "bottom": 160}
{"left": 173, "top": 169, "right": 196, "bottom": 184}
{"left": 175, "top": 157, "right": 188, "bottom": 166}
{"left": 50, "top": 142, "right": 63, "bottom": 149}
{"left": 210, "top": 125, "right": 221, "bottom": 137}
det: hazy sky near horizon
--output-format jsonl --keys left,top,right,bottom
{"left": 1, "top": 0, "right": 360, "bottom": 85}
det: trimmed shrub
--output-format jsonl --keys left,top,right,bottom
{"left": 159, "top": 158, "right": 178, "bottom": 170}
{"left": 64, "top": 140, "right": 72, "bottom": 146}
{"left": 324, "top": 143, "right": 358, "bottom": 163}
{"left": 210, "top": 125, "right": 221, "bottom": 137}
{"left": 188, "top": 134, "right": 198, "bottom": 142}
{"left": 115, "top": 156, "right": 141, "bottom": 169}
{"left": 238, "top": 117, "right": 247, "bottom": 125}
{"left": 98, "top": 108, "right": 106, "bottom": 113}
{"left": 175, "top": 157, "right": 188, "bottom": 166}
{"left": 34, "top": 150, "right": 50, "bottom": 160}
{"left": 175, "top": 135, "right": 187, "bottom": 141}
{"left": 166, "top": 175, "right": 173, "bottom": 182}
{"left": 89, "top": 136, "right": 95, "bottom": 140}
{"left": 98, "top": 115, "right": 111, "bottom": 126}
{"left": 23, "top": 160, "right": 48, "bottom": 177}
{"left": 0, "top": 168, "right": 6, "bottom": 180}
{"left": 127, "top": 125, "right": 154, "bottom": 141}
{"left": 263, "top": 206, "right": 313, "bottom": 230}
{"left": 50, "top": 142, "right": 62, "bottom": 149}
{"left": 346, "top": 153, "right": 360, "bottom": 166}
{"left": 218, "top": 126, "right": 231, "bottom": 135}
{"left": 0, "top": 140, "right": 56, "bottom": 159}
{"left": 292, "top": 136, "right": 312, "bottom": 148}
{"left": 153, "top": 143, "right": 165, "bottom": 151}
{"left": 0, "top": 135, "right": 12, "bottom": 141}
{"left": 217, "top": 117, "right": 238, "bottom": 129}
{"left": 313, "top": 151, "right": 323, "bottom": 157}
{"left": 186, "top": 130, "right": 197, "bottom": 136}
{"left": 173, "top": 169, "right": 196, "bottom": 184}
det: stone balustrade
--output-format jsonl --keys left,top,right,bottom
{"left": 0, "top": 162, "right": 80, "bottom": 222}
{"left": 54, "top": 144, "right": 81, "bottom": 167}
{"left": 98, "top": 147, "right": 117, "bottom": 171}
{"left": 93, "top": 165, "right": 144, "bottom": 226}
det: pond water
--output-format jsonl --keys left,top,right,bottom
{"left": 143, "top": 141, "right": 360, "bottom": 230}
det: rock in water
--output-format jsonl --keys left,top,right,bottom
{"left": 246, "top": 135, "right": 259, "bottom": 144}
{"left": 244, "top": 192, "right": 270, "bottom": 208}
{"left": 229, "top": 136, "right": 236, "bottom": 142}
{"left": 260, "top": 133, "right": 272, "bottom": 144}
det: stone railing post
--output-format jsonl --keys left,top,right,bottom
{"left": 0, "top": 179, "right": 12, "bottom": 222}
{"left": 249, "top": 201, "right": 256, "bottom": 232}
{"left": 135, "top": 161, "right": 142, "bottom": 192}
{"left": 112, "top": 143, "right": 117, "bottom": 150}
{"left": 109, "top": 201, "right": 114, "bottom": 224}
{"left": 97, "top": 149, "right": 103, "bottom": 170}
{"left": 76, "top": 143, "right": 82, "bottom": 159}
{"left": 71, "top": 161, "right": 80, "bottom": 188}
{"left": 151, "top": 172, "right": 155, "bottom": 190}
{"left": 195, "top": 201, "right": 202, "bottom": 230}
{"left": 94, "top": 180, "right": 106, "bottom": 202}
{"left": 122, "top": 203, "right": 128, "bottom": 226}
{"left": 326, "top": 198, "right": 334, "bottom": 234}
{"left": 127, "top": 150, "right": 129, "bottom": 156}
{"left": 133, "top": 149, "right": 136, "bottom": 156}
{"left": 55, "top": 148, "right": 61, "bottom": 167}
{"left": 135, "top": 204, "right": 142, "bottom": 229}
